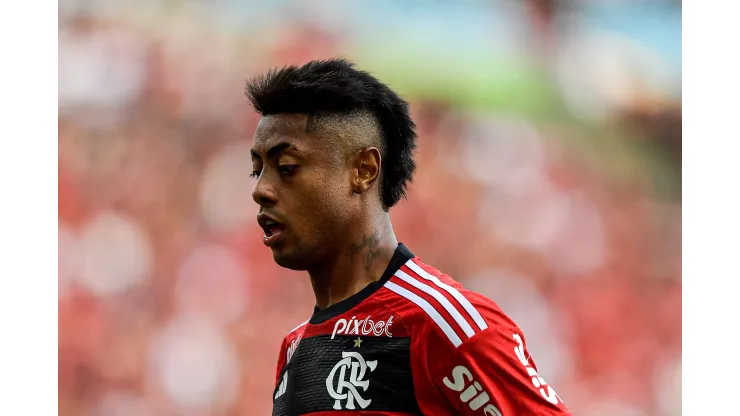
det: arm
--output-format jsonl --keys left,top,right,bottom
{"left": 434, "top": 328, "right": 568, "bottom": 415}
{"left": 417, "top": 297, "right": 570, "bottom": 415}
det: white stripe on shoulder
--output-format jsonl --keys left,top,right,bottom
{"left": 384, "top": 280, "right": 462, "bottom": 347}
{"left": 405, "top": 259, "right": 488, "bottom": 331}
{"left": 288, "top": 319, "right": 309, "bottom": 335}
{"left": 395, "top": 269, "right": 475, "bottom": 338}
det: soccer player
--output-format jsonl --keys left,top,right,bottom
{"left": 247, "top": 59, "right": 570, "bottom": 415}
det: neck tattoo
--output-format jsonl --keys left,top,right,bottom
{"left": 347, "top": 232, "right": 386, "bottom": 271}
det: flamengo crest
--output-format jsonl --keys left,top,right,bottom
{"left": 326, "top": 351, "right": 377, "bottom": 410}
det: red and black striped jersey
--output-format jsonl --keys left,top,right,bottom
{"left": 272, "top": 244, "right": 571, "bottom": 416}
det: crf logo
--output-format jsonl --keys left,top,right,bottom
{"left": 513, "top": 333, "right": 562, "bottom": 405}
{"left": 331, "top": 315, "right": 394, "bottom": 339}
{"left": 443, "top": 366, "right": 502, "bottom": 416}
{"left": 325, "top": 351, "right": 378, "bottom": 410}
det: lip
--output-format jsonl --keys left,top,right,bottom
{"left": 257, "top": 212, "right": 286, "bottom": 247}
{"left": 263, "top": 229, "right": 283, "bottom": 247}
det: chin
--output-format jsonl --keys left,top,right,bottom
{"left": 272, "top": 249, "right": 311, "bottom": 271}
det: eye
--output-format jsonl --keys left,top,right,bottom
{"left": 250, "top": 169, "right": 261, "bottom": 178}
{"left": 278, "top": 165, "right": 298, "bottom": 176}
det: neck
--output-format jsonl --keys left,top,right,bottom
{"left": 308, "top": 213, "right": 398, "bottom": 310}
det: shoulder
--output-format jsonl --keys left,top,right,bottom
{"left": 379, "top": 256, "right": 517, "bottom": 349}
{"left": 273, "top": 318, "right": 309, "bottom": 382}
{"left": 278, "top": 319, "right": 309, "bottom": 360}
{"left": 285, "top": 318, "right": 309, "bottom": 339}
{"left": 282, "top": 318, "right": 308, "bottom": 346}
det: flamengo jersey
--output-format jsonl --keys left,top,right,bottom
{"left": 272, "top": 244, "right": 571, "bottom": 415}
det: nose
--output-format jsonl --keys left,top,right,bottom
{"left": 252, "top": 176, "right": 277, "bottom": 207}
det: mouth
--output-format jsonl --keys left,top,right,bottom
{"left": 257, "top": 214, "right": 286, "bottom": 247}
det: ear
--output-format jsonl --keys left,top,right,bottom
{"left": 351, "top": 147, "right": 381, "bottom": 194}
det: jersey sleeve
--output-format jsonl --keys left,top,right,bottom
{"left": 274, "top": 335, "right": 289, "bottom": 386}
{"left": 418, "top": 295, "right": 570, "bottom": 415}
{"left": 274, "top": 320, "right": 308, "bottom": 386}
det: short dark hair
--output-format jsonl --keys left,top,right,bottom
{"left": 245, "top": 58, "right": 417, "bottom": 209}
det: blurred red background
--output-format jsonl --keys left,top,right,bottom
{"left": 58, "top": 1, "right": 681, "bottom": 415}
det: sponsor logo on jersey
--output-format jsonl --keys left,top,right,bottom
{"left": 286, "top": 335, "right": 301, "bottom": 363}
{"left": 443, "top": 365, "right": 502, "bottom": 416}
{"left": 331, "top": 315, "right": 394, "bottom": 339}
{"left": 513, "top": 333, "right": 562, "bottom": 405}
{"left": 274, "top": 371, "right": 288, "bottom": 400}
{"left": 326, "top": 351, "right": 377, "bottom": 410}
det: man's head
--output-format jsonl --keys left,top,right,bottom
{"left": 246, "top": 58, "right": 417, "bottom": 270}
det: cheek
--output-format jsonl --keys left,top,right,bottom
{"left": 302, "top": 175, "right": 351, "bottom": 225}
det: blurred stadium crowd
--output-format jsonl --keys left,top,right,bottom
{"left": 58, "top": 0, "right": 681, "bottom": 415}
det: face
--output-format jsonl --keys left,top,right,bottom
{"left": 250, "top": 114, "right": 357, "bottom": 270}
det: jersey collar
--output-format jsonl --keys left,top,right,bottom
{"left": 309, "top": 243, "right": 414, "bottom": 324}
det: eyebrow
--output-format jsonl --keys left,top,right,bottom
{"left": 250, "top": 142, "right": 296, "bottom": 160}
